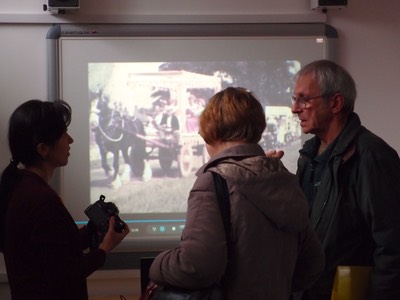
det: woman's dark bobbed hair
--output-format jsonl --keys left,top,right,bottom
{"left": 8, "top": 99, "right": 71, "bottom": 167}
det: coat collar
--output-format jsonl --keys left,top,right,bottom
{"left": 300, "top": 112, "right": 363, "bottom": 158}
{"left": 196, "top": 143, "right": 265, "bottom": 175}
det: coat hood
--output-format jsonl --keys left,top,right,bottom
{"left": 199, "top": 143, "right": 309, "bottom": 233}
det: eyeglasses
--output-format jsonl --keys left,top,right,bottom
{"left": 291, "top": 94, "right": 330, "bottom": 109}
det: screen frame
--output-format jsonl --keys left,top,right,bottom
{"left": 46, "top": 23, "right": 338, "bottom": 269}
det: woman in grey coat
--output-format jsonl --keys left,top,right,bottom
{"left": 149, "top": 87, "right": 325, "bottom": 299}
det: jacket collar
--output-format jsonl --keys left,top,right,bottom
{"left": 196, "top": 143, "right": 265, "bottom": 175}
{"left": 300, "top": 112, "right": 363, "bottom": 158}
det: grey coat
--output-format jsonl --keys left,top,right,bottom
{"left": 150, "top": 143, "right": 324, "bottom": 300}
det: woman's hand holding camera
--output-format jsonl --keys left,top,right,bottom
{"left": 99, "top": 216, "right": 130, "bottom": 253}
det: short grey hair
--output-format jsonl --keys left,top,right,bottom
{"left": 295, "top": 60, "right": 357, "bottom": 114}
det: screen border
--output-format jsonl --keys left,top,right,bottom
{"left": 46, "top": 22, "right": 338, "bottom": 269}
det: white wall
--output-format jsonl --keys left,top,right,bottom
{"left": 1, "top": 0, "right": 400, "bottom": 298}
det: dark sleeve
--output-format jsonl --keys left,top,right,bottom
{"left": 149, "top": 171, "right": 227, "bottom": 289}
{"left": 172, "top": 115, "right": 180, "bottom": 131}
{"left": 78, "top": 226, "right": 90, "bottom": 250}
{"left": 356, "top": 144, "right": 400, "bottom": 299}
{"left": 291, "top": 221, "right": 325, "bottom": 292}
{"left": 30, "top": 197, "right": 106, "bottom": 286}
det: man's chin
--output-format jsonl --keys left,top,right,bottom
{"left": 300, "top": 126, "right": 311, "bottom": 135}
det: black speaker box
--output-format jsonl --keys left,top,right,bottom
{"left": 311, "top": 0, "right": 347, "bottom": 9}
{"left": 48, "top": 0, "right": 79, "bottom": 9}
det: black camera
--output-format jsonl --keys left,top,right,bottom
{"left": 84, "top": 195, "right": 125, "bottom": 235}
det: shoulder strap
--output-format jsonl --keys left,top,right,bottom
{"left": 211, "top": 172, "right": 231, "bottom": 243}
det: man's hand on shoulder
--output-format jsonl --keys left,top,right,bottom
{"left": 265, "top": 149, "right": 284, "bottom": 159}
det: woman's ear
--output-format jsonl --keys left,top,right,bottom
{"left": 36, "top": 143, "right": 50, "bottom": 160}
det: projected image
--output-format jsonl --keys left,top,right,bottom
{"left": 88, "top": 61, "right": 302, "bottom": 218}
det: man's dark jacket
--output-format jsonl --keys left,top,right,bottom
{"left": 296, "top": 113, "right": 400, "bottom": 300}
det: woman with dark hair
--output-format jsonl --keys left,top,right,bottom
{"left": 148, "top": 87, "right": 325, "bottom": 299}
{"left": 0, "top": 99, "right": 129, "bottom": 300}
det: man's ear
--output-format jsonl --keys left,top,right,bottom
{"left": 331, "top": 93, "right": 344, "bottom": 114}
{"left": 36, "top": 143, "right": 50, "bottom": 160}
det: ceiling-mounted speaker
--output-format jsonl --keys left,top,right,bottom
{"left": 44, "top": 0, "right": 79, "bottom": 13}
{"left": 311, "top": 0, "right": 347, "bottom": 10}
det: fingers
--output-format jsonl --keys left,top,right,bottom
{"left": 99, "top": 218, "right": 130, "bottom": 253}
{"left": 115, "top": 219, "right": 130, "bottom": 238}
{"left": 108, "top": 216, "right": 129, "bottom": 235}
{"left": 121, "top": 220, "right": 130, "bottom": 235}
{"left": 265, "top": 149, "right": 284, "bottom": 159}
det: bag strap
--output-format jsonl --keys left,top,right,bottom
{"left": 211, "top": 172, "right": 231, "bottom": 248}
{"left": 139, "top": 173, "right": 231, "bottom": 300}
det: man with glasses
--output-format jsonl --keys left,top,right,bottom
{"left": 289, "top": 60, "right": 400, "bottom": 300}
